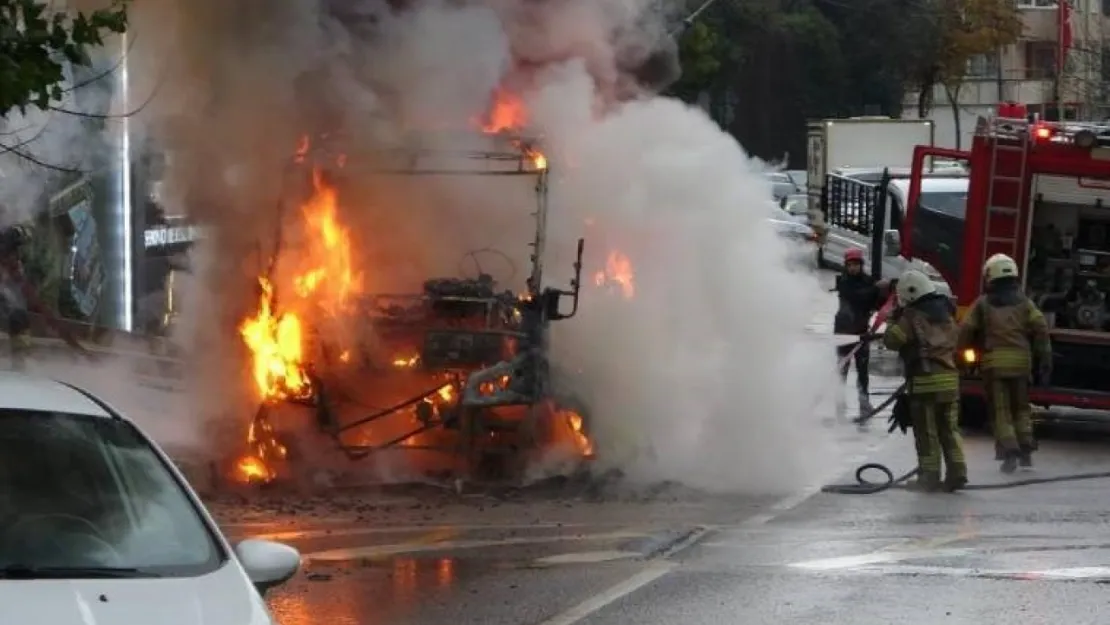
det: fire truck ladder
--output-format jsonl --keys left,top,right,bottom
{"left": 982, "top": 118, "right": 1031, "bottom": 262}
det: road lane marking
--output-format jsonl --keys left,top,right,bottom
{"left": 812, "top": 563, "right": 1110, "bottom": 582}
{"left": 303, "top": 530, "right": 646, "bottom": 562}
{"left": 527, "top": 526, "right": 711, "bottom": 623}
{"left": 533, "top": 564, "right": 674, "bottom": 625}
{"left": 789, "top": 548, "right": 975, "bottom": 571}
{"left": 532, "top": 551, "right": 641, "bottom": 566}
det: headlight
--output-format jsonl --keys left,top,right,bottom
{"left": 962, "top": 348, "right": 977, "bottom": 364}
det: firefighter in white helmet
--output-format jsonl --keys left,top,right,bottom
{"left": 958, "top": 253, "right": 1051, "bottom": 473}
{"left": 883, "top": 269, "right": 967, "bottom": 491}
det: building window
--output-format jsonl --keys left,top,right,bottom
{"left": 1016, "top": 0, "right": 1058, "bottom": 7}
{"left": 967, "top": 53, "right": 1000, "bottom": 78}
{"left": 1024, "top": 41, "right": 1058, "bottom": 79}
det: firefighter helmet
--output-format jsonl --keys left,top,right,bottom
{"left": 983, "top": 253, "right": 1019, "bottom": 282}
{"left": 896, "top": 269, "right": 935, "bottom": 306}
{"left": 844, "top": 248, "right": 864, "bottom": 264}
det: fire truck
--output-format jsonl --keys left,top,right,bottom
{"left": 892, "top": 102, "right": 1110, "bottom": 424}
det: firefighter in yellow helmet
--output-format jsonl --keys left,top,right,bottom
{"left": 958, "top": 253, "right": 1051, "bottom": 474}
{"left": 883, "top": 269, "right": 967, "bottom": 491}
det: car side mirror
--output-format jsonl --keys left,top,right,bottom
{"left": 235, "top": 539, "right": 301, "bottom": 596}
{"left": 882, "top": 230, "right": 901, "bottom": 257}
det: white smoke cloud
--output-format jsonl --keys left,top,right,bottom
{"left": 519, "top": 67, "right": 837, "bottom": 494}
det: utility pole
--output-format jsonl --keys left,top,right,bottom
{"left": 995, "top": 47, "right": 1005, "bottom": 104}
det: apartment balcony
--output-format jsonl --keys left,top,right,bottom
{"left": 1021, "top": 7, "right": 1063, "bottom": 40}
{"left": 903, "top": 71, "right": 1055, "bottom": 111}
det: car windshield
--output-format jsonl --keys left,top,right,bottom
{"left": 920, "top": 190, "right": 968, "bottom": 218}
{"left": 0, "top": 410, "right": 225, "bottom": 578}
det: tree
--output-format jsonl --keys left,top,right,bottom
{"left": 0, "top": 0, "right": 128, "bottom": 118}
{"left": 924, "top": 0, "right": 1023, "bottom": 147}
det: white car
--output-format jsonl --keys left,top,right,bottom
{"left": 0, "top": 373, "right": 300, "bottom": 625}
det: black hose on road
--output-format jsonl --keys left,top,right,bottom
{"left": 822, "top": 465, "right": 1110, "bottom": 495}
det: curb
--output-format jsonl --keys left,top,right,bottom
{"left": 622, "top": 526, "right": 710, "bottom": 559}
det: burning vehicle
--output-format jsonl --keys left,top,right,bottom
{"left": 228, "top": 120, "right": 597, "bottom": 486}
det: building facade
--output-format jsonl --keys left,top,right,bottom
{"left": 905, "top": 0, "right": 1110, "bottom": 149}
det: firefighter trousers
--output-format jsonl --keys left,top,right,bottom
{"left": 984, "top": 372, "right": 1034, "bottom": 453}
{"left": 909, "top": 394, "right": 967, "bottom": 484}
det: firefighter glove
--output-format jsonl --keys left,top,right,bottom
{"left": 1037, "top": 359, "right": 1053, "bottom": 385}
{"left": 887, "top": 394, "right": 911, "bottom": 435}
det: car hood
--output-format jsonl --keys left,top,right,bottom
{"left": 0, "top": 562, "right": 274, "bottom": 625}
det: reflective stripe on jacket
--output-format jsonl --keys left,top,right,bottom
{"left": 958, "top": 295, "right": 1051, "bottom": 377}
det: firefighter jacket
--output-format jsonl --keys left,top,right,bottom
{"left": 833, "top": 273, "right": 881, "bottom": 335}
{"left": 883, "top": 293, "right": 960, "bottom": 397}
{"left": 957, "top": 279, "right": 1051, "bottom": 378}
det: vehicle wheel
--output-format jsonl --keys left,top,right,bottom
{"left": 959, "top": 394, "right": 988, "bottom": 431}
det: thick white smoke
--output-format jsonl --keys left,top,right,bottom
{"left": 526, "top": 68, "right": 837, "bottom": 494}
{"left": 90, "top": 0, "right": 845, "bottom": 494}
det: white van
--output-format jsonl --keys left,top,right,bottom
{"left": 818, "top": 175, "right": 968, "bottom": 295}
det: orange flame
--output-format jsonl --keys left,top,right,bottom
{"left": 236, "top": 137, "right": 363, "bottom": 481}
{"left": 556, "top": 408, "right": 594, "bottom": 457}
{"left": 297, "top": 169, "right": 361, "bottom": 315}
{"left": 234, "top": 455, "right": 273, "bottom": 483}
{"left": 481, "top": 87, "right": 528, "bottom": 133}
{"left": 476, "top": 87, "right": 547, "bottom": 171}
{"left": 593, "top": 250, "right": 635, "bottom": 299}
{"left": 239, "top": 278, "right": 312, "bottom": 401}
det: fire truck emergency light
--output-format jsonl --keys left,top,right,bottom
{"left": 1032, "top": 124, "right": 1053, "bottom": 141}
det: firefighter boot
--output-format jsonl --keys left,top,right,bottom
{"left": 907, "top": 471, "right": 942, "bottom": 492}
{"left": 944, "top": 465, "right": 969, "bottom": 492}
{"left": 1019, "top": 443, "right": 1035, "bottom": 469}
{"left": 1000, "top": 450, "right": 1019, "bottom": 475}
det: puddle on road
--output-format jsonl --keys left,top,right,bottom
{"left": 268, "top": 556, "right": 512, "bottom": 624}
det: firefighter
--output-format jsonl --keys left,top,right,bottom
{"left": 958, "top": 253, "right": 1051, "bottom": 474}
{"left": 832, "top": 248, "right": 882, "bottom": 418}
{"left": 0, "top": 224, "right": 90, "bottom": 368}
{"left": 883, "top": 269, "right": 967, "bottom": 492}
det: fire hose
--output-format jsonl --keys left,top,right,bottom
{"left": 819, "top": 296, "right": 1110, "bottom": 494}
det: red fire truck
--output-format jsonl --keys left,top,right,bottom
{"left": 895, "top": 103, "right": 1110, "bottom": 424}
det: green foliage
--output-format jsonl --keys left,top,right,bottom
{"left": 776, "top": 7, "right": 845, "bottom": 118}
{"left": 0, "top": 0, "right": 128, "bottom": 117}
{"left": 678, "top": 21, "right": 721, "bottom": 88}
{"left": 936, "top": 0, "right": 1024, "bottom": 86}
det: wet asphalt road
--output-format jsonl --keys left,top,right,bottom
{"left": 206, "top": 431, "right": 1110, "bottom": 625}
{"left": 202, "top": 269, "right": 1110, "bottom": 624}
